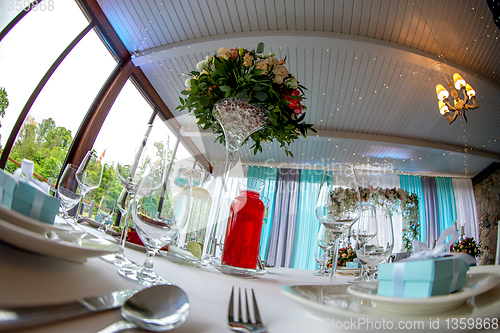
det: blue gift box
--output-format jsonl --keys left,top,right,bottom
{"left": 11, "top": 178, "right": 60, "bottom": 225}
{"left": 377, "top": 256, "right": 470, "bottom": 298}
{"left": 0, "top": 169, "right": 17, "bottom": 208}
{"left": 346, "top": 262, "right": 360, "bottom": 269}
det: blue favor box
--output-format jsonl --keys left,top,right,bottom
{"left": 11, "top": 178, "right": 60, "bottom": 225}
{"left": 346, "top": 262, "right": 360, "bottom": 269}
{"left": 0, "top": 169, "right": 17, "bottom": 208}
{"left": 377, "top": 256, "right": 470, "bottom": 298}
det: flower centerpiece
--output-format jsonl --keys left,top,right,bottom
{"left": 451, "top": 237, "right": 481, "bottom": 258}
{"left": 327, "top": 246, "right": 357, "bottom": 268}
{"left": 176, "top": 42, "right": 315, "bottom": 157}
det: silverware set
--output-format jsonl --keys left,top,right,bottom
{"left": 0, "top": 285, "right": 268, "bottom": 332}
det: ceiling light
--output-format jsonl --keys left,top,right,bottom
{"left": 435, "top": 71, "right": 478, "bottom": 124}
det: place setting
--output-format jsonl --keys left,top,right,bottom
{"left": 280, "top": 166, "right": 500, "bottom": 332}
{"left": 0, "top": 158, "right": 122, "bottom": 263}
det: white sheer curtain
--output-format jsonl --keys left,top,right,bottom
{"left": 451, "top": 178, "right": 479, "bottom": 241}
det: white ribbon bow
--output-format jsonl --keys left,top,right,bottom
{"left": 408, "top": 226, "right": 476, "bottom": 265}
{"left": 13, "top": 159, "right": 51, "bottom": 195}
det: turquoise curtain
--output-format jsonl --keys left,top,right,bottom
{"left": 399, "top": 175, "right": 427, "bottom": 244}
{"left": 435, "top": 177, "right": 457, "bottom": 235}
{"left": 247, "top": 166, "right": 278, "bottom": 259}
{"left": 292, "top": 169, "right": 323, "bottom": 270}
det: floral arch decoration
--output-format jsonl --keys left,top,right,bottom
{"left": 359, "top": 186, "right": 420, "bottom": 252}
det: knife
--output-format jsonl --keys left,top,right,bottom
{"left": 0, "top": 288, "right": 140, "bottom": 331}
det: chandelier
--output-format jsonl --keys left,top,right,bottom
{"left": 435, "top": 73, "right": 478, "bottom": 124}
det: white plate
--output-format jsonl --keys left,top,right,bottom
{"left": 336, "top": 266, "right": 360, "bottom": 275}
{"left": 0, "top": 218, "right": 122, "bottom": 263}
{"left": 282, "top": 277, "right": 500, "bottom": 332}
{"left": 347, "top": 273, "right": 500, "bottom": 315}
{"left": 0, "top": 204, "right": 72, "bottom": 233}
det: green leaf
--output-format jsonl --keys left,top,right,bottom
{"left": 256, "top": 42, "right": 265, "bottom": 54}
{"left": 199, "top": 96, "right": 210, "bottom": 106}
{"left": 220, "top": 85, "right": 228, "bottom": 92}
{"left": 235, "top": 89, "right": 248, "bottom": 99}
{"left": 180, "top": 90, "right": 191, "bottom": 95}
{"left": 178, "top": 97, "right": 185, "bottom": 105}
{"left": 255, "top": 91, "right": 268, "bottom": 101}
{"left": 253, "top": 83, "right": 264, "bottom": 91}
{"left": 198, "top": 82, "right": 207, "bottom": 90}
{"left": 190, "top": 85, "right": 198, "bottom": 94}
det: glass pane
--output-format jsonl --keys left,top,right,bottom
{"left": 0, "top": 1, "right": 88, "bottom": 150}
{"left": 5, "top": 38, "right": 117, "bottom": 185}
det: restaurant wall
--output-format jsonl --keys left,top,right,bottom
{"left": 473, "top": 168, "right": 500, "bottom": 265}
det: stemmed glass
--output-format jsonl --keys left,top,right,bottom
{"left": 56, "top": 164, "right": 82, "bottom": 222}
{"left": 313, "top": 225, "right": 336, "bottom": 276}
{"left": 97, "top": 195, "right": 115, "bottom": 232}
{"left": 119, "top": 160, "right": 193, "bottom": 286}
{"left": 355, "top": 207, "right": 394, "bottom": 283}
{"left": 75, "top": 151, "right": 103, "bottom": 217}
{"left": 102, "top": 126, "right": 169, "bottom": 268}
{"left": 350, "top": 204, "right": 377, "bottom": 282}
{"left": 315, "top": 163, "right": 361, "bottom": 279}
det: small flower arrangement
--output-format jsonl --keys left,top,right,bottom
{"left": 176, "top": 42, "right": 315, "bottom": 157}
{"left": 451, "top": 237, "right": 481, "bottom": 258}
{"left": 328, "top": 246, "right": 357, "bottom": 268}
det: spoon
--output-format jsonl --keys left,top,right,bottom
{"left": 98, "top": 284, "right": 190, "bottom": 333}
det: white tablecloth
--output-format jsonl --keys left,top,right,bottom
{"left": 0, "top": 238, "right": 499, "bottom": 333}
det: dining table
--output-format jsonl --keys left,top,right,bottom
{"left": 0, "top": 225, "right": 499, "bottom": 333}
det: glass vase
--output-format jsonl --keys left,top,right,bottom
{"left": 220, "top": 178, "right": 265, "bottom": 277}
{"left": 207, "top": 98, "right": 267, "bottom": 264}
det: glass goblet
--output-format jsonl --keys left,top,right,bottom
{"left": 315, "top": 163, "right": 361, "bottom": 279}
{"left": 103, "top": 128, "right": 169, "bottom": 268}
{"left": 313, "top": 225, "right": 336, "bottom": 276}
{"left": 119, "top": 160, "right": 192, "bottom": 286}
{"left": 350, "top": 203, "right": 377, "bottom": 282}
{"left": 76, "top": 150, "right": 103, "bottom": 216}
{"left": 355, "top": 207, "right": 394, "bottom": 283}
{"left": 56, "top": 164, "right": 82, "bottom": 222}
{"left": 97, "top": 195, "right": 115, "bottom": 232}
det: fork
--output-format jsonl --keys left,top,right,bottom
{"left": 228, "top": 287, "right": 267, "bottom": 333}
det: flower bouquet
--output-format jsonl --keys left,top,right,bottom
{"left": 176, "top": 42, "right": 315, "bottom": 157}
{"left": 451, "top": 236, "right": 481, "bottom": 258}
{"left": 327, "top": 246, "right": 357, "bottom": 268}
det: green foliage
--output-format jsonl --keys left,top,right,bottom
{"left": 6, "top": 116, "right": 72, "bottom": 181}
{"left": 176, "top": 42, "right": 316, "bottom": 157}
{"left": 0, "top": 87, "right": 8, "bottom": 120}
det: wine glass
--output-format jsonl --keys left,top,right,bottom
{"left": 313, "top": 225, "right": 336, "bottom": 276}
{"left": 97, "top": 195, "right": 115, "bottom": 232}
{"left": 119, "top": 160, "right": 193, "bottom": 286}
{"left": 315, "top": 163, "right": 361, "bottom": 279}
{"left": 56, "top": 164, "right": 82, "bottom": 222}
{"left": 355, "top": 207, "right": 394, "bottom": 283}
{"left": 350, "top": 203, "right": 377, "bottom": 282}
{"left": 102, "top": 126, "right": 169, "bottom": 267}
{"left": 75, "top": 150, "right": 103, "bottom": 216}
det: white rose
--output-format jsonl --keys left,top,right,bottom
{"left": 185, "top": 78, "right": 192, "bottom": 87}
{"left": 206, "top": 55, "right": 213, "bottom": 62}
{"left": 196, "top": 60, "right": 208, "bottom": 70}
